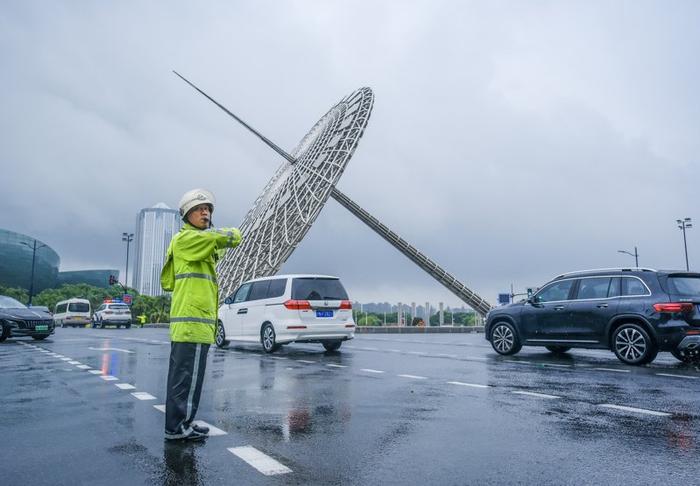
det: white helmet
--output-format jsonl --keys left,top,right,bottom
{"left": 179, "top": 188, "right": 215, "bottom": 220}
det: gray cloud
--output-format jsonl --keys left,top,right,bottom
{"left": 1, "top": 1, "right": 699, "bottom": 307}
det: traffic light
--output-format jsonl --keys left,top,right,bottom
{"left": 109, "top": 275, "right": 117, "bottom": 285}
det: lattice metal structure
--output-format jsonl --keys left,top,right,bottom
{"left": 174, "top": 73, "right": 494, "bottom": 315}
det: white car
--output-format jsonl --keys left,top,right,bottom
{"left": 92, "top": 301, "right": 132, "bottom": 329}
{"left": 216, "top": 274, "right": 355, "bottom": 353}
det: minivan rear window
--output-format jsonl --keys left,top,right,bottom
{"left": 292, "top": 278, "right": 348, "bottom": 300}
{"left": 667, "top": 277, "right": 700, "bottom": 296}
{"left": 68, "top": 303, "right": 90, "bottom": 312}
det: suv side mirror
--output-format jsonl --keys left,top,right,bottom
{"left": 224, "top": 297, "right": 232, "bottom": 305}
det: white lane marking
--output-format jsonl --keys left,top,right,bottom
{"left": 270, "top": 356, "right": 288, "bottom": 360}
{"left": 131, "top": 392, "right": 157, "bottom": 401}
{"left": 88, "top": 347, "right": 134, "bottom": 354}
{"left": 68, "top": 361, "right": 81, "bottom": 365}
{"left": 361, "top": 369, "right": 385, "bottom": 374}
{"left": 88, "top": 370, "right": 103, "bottom": 375}
{"left": 154, "top": 404, "right": 166, "bottom": 413}
{"left": 228, "top": 446, "right": 292, "bottom": 476}
{"left": 326, "top": 364, "right": 347, "bottom": 368}
{"left": 511, "top": 391, "right": 560, "bottom": 399}
{"left": 100, "top": 375, "right": 119, "bottom": 381}
{"left": 115, "top": 383, "right": 136, "bottom": 390}
{"left": 297, "top": 360, "right": 316, "bottom": 364}
{"left": 656, "top": 373, "right": 699, "bottom": 380}
{"left": 447, "top": 381, "right": 490, "bottom": 389}
{"left": 594, "top": 368, "right": 630, "bottom": 373}
{"left": 398, "top": 374, "right": 428, "bottom": 380}
{"left": 543, "top": 363, "right": 572, "bottom": 368}
{"left": 54, "top": 355, "right": 65, "bottom": 358}
{"left": 60, "top": 357, "right": 72, "bottom": 361}
{"left": 599, "top": 404, "right": 671, "bottom": 417}
{"left": 388, "top": 349, "right": 401, "bottom": 352}
{"left": 76, "top": 365, "right": 91, "bottom": 370}
{"left": 407, "top": 351, "right": 427, "bottom": 355}
{"left": 193, "top": 420, "right": 227, "bottom": 436}
{"left": 365, "top": 347, "right": 379, "bottom": 351}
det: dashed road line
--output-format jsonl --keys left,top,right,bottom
{"left": 131, "top": 392, "right": 157, "bottom": 401}
{"left": 599, "top": 404, "right": 671, "bottom": 417}
{"left": 296, "top": 360, "right": 316, "bottom": 364}
{"left": 228, "top": 446, "right": 292, "bottom": 476}
{"left": 100, "top": 375, "right": 119, "bottom": 381}
{"left": 360, "top": 369, "right": 385, "bottom": 374}
{"left": 88, "top": 370, "right": 103, "bottom": 375}
{"left": 398, "top": 374, "right": 428, "bottom": 380}
{"left": 447, "top": 381, "right": 490, "bottom": 389}
{"left": 154, "top": 404, "right": 166, "bottom": 413}
{"left": 655, "top": 373, "right": 698, "bottom": 380}
{"left": 326, "top": 364, "right": 347, "bottom": 368}
{"left": 68, "top": 361, "right": 81, "bottom": 365}
{"left": 511, "top": 391, "right": 560, "bottom": 399}
{"left": 76, "top": 365, "right": 91, "bottom": 370}
{"left": 115, "top": 383, "right": 136, "bottom": 390}
{"left": 594, "top": 368, "right": 630, "bottom": 373}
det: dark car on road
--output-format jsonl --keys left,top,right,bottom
{"left": 485, "top": 268, "right": 700, "bottom": 365}
{"left": 0, "top": 295, "right": 55, "bottom": 342}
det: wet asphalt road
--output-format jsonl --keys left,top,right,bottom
{"left": 2, "top": 328, "right": 699, "bottom": 485}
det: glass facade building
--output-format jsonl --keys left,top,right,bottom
{"left": 132, "top": 203, "right": 182, "bottom": 296}
{"left": 58, "top": 269, "right": 120, "bottom": 288}
{"left": 0, "top": 229, "right": 60, "bottom": 293}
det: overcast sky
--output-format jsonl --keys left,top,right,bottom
{"left": 1, "top": 1, "right": 699, "bottom": 308}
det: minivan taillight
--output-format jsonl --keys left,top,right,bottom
{"left": 339, "top": 300, "right": 352, "bottom": 310}
{"left": 653, "top": 303, "right": 695, "bottom": 313}
{"left": 284, "top": 300, "right": 311, "bottom": 310}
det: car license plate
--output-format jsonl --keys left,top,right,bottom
{"left": 35, "top": 325, "right": 48, "bottom": 331}
{"left": 316, "top": 310, "right": 333, "bottom": 318}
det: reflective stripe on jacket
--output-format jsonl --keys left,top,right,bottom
{"left": 161, "top": 223, "right": 242, "bottom": 344}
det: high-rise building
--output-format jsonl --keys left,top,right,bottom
{"left": 132, "top": 203, "right": 182, "bottom": 296}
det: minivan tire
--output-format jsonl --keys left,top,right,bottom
{"left": 261, "top": 323, "right": 280, "bottom": 353}
{"left": 490, "top": 322, "right": 522, "bottom": 355}
{"left": 215, "top": 321, "right": 229, "bottom": 348}
{"left": 670, "top": 348, "right": 696, "bottom": 364}
{"left": 322, "top": 340, "right": 342, "bottom": 352}
{"left": 612, "top": 324, "right": 658, "bottom": 365}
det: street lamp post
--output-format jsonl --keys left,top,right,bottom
{"left": 617, "top": 246, "right": 639, "bottom": 267}
{"left": 20, "top": 239, "right": 48, "bottom": 306}
{"left": 677, "top": 218, "right": 692, "bottom": 271}
{"left": 122, "top": 232, "right": 134, "bottom": 291}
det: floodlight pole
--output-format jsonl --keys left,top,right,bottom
{"left": 173, "top": 72, "right": 494, "bottom": 316}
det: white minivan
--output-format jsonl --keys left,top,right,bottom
{"left": 216, "top": 274, "right": 355, "bottom": 353}
{"left": 53, "top": 298, "right": 92, "bottom": 328}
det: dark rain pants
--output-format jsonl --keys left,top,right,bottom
{"left": 164, "top": 342, "right": 209, "bottom": 439}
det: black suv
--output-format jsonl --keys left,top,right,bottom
{"left": 485, "top": 268, "right": 700, "bottom": 365}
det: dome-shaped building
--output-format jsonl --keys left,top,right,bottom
{"left": 0, "top": 229, "right": 60, "bottom": 293}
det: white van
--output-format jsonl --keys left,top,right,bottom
{"left": 54, "top": 298, "right": 92, "bottom": 328}
{"left": 216, "top": 274, "right": 355, "bottom": 353}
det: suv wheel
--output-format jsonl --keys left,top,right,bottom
{"left": 670, "top": 348, "right": 696, "bottom": 364}
{"left": 261, "top": 323, "right": 280, "bottom": 353}
{"left": 613, "top": 324, "right": 658, "bottom": 365}
{"left": 0, "top": 325, "right": 9, "bottom": 342}
{"left": 490, "top": 322, "right": 522, "bottom": 355}
{"left": 322, "top": 340, "right": 342, "bottom": 352}
{"left": 545, "top": 345, "right": 571, "bottom": 354}
{"left": 215, "top": 321, "right": 229, "bottom": 348}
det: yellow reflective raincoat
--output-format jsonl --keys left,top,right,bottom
{"left": 161, "top": 223, "right": 242, "bottom": 344}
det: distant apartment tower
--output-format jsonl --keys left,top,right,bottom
{"left": 132, "top": 203, "right": 182, "bottom": 296}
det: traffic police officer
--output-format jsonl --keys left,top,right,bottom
{"left": 161, "top": 188, "right": 242, "bottom": 441}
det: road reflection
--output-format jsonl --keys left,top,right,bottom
{"left": 162, "top": 442, "right": 202, "bottom": 486}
